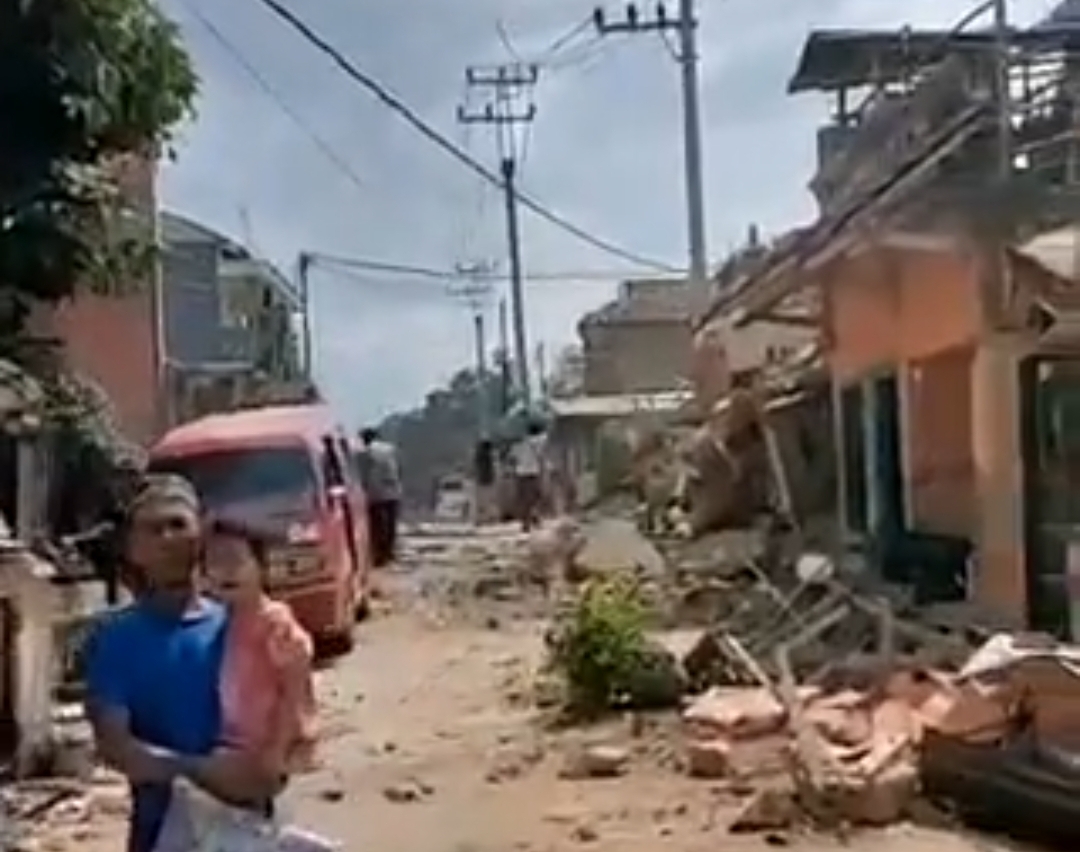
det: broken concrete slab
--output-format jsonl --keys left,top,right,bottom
{"left": 570, "top": 519, "right": 666, "bottom": 581}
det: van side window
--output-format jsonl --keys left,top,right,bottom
{"left": 321, "top": 435, "right": 346, "bottom": 487}
{"left": 337, "top": 438, "right": 356, "bottom": 484}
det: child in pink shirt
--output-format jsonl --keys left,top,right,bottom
{"left": 203, "top": 518, "right": 317, "bottom": 778}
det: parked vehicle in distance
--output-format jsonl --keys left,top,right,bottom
{"left": 434, "top": 474, "right": 472, "bottom": 522}
{"left": 148, "top": 404, "right": 371, "bottom": 652}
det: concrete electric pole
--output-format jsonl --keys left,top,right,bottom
{"left": 296, "top": 252, "right": 314, "bottom": 379}
{"left": 497, "top": 297, "right": 511, "bottom": 414}
{"left": 451, "top": 260, "right": 496, "bottom": 438}
{"left": 593, "top": 1, "right": 708, "bottom": 288}
{"left": 457, "top": 63, "right": 538, "bottom": 406}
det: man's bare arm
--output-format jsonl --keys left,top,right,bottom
{"left": 87, "top": 702, "right": 180, "bottom": 784}
{"left": 89, "top": 703, "right": 279, "bottom": 804}
{"left": 179, "top": 751, "right": 285, "bottom": 806}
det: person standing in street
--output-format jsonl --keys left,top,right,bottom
{"left": 356, "top": 427, "right": 402, "bottom": 567}
{"left": 83, "top": 475, "right": 282, "bottom": 852}
{"left": 510, "top": 421, "right": 547, "bottom": 532}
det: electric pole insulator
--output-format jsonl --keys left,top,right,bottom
{"left": 627, "top": 3, "right": 639, "bottom": 28}
{"left": 593, "top": 7, "right": 605, "bottom": 30}
{"left": 657, "top": 3, "right": 667, "bottom": 25}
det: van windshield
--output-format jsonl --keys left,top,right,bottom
{"left": 149, "top": 447, "right": 317, "bottom": 515}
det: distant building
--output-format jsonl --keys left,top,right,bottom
{"left": 578, "top": 278, "right": 707, "bottom": 396}
{"left": 160, "top": 212, "right": 302, "bottom": 424}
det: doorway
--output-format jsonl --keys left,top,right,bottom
{"left": 839, "top": 373, "right": 906, "bottom": 540}
{"left": 870, "top": 372, "right": 906, "bottom": 540}
{"left": 1019, "top": 355, "right": 1080, "bottom": 637}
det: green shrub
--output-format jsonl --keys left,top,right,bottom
{"left": 548, "top": 576, "right": 650, "bottom": 715}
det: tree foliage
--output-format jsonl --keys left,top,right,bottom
{"left": 0, "top": 0, "right": 198, "bottom": 334}
{"left": 379, "top": 360, "right": 519, "bottom": 509}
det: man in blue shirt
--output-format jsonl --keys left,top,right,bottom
{"left": 84, "top": 475, "right": 280, "bottom": 852}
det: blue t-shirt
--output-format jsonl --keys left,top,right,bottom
{"left": 85, "top": 598, "right": 227, "bottom": 852}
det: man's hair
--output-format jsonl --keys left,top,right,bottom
{"left": 124, "top": 473, "right": 199, "bottom": 528}
{"left": 360, "top": 427, "right": 379, "bottom": 445}
{"left": 119, "top": 473, "right": 201, "bottom": 594}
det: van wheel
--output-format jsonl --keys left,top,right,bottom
{"left": 321, "top": 583, "right": 357, "bottom": 657}
{"left": 319, "top": 627, "right": 354, "bottom": 658}
{"left": 353, "top": 570, "right": 371, "bottom": 621}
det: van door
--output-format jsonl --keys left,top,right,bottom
{"left": 321, "top": 436, "right": 361, "bottom": 578}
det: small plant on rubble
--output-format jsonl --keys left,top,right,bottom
{"left": 548, "top": 575, "right": 651, "bottom": 715}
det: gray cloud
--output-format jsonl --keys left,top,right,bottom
{"left": 159, "top": 0, "right": 1059, "bottom": 424}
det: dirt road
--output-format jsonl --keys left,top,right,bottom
{"left": 24, "top": 527, "right": 1011, "bottom": 852}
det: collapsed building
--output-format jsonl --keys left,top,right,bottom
{"left": 694, "top": 1, "right": 1080, "bottom": 638}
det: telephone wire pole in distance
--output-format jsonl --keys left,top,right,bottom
{"left": 457, "top": 63, "right": 539, "bottom": 406}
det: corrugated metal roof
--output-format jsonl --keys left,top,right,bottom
{"left": 789, "top": 22, "right": 1080, "bottom": 95}
{"left": 788, "top": 29, "right": 994, "bottom": 94}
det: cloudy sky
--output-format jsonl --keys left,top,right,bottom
{"left": 158, "top": 0, "right": 1058, "bottom": 426}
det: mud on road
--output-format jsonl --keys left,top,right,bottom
{"left": 22, "top": 527, "right": 1012, "bottom": 852}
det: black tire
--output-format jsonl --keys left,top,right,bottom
{"left": 317, "top": 627, "right": 354, "bottom": 659}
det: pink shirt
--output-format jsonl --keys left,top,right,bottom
{"left": 219, "top": 597, "right": 317, "bottom": 773}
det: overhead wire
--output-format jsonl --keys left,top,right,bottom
{"left": 177, "top": 0, "right": 368, "bottom": 194}
{"left": 496, "top": 16, "right": 595, "bottom": 67}
{"left": 249, "top": 0, "right": 680, "bottom": 272}
{"left": 305, "top": 251, "right": 679, "bottom": 283}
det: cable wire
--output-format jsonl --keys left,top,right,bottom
{"left": 496, "top": 16, "right": 594, "bottom": 67}
{"left": 306, "top": 251, "right": 680, "bottom": 282}
{"left": 179, "top": 0, "right": 367, "bottom": 194}
{"left": 250, "top": 0, "right": 680, "bottom": 272}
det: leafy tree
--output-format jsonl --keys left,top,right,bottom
{"left": 0, "top": 0, "right": 198, "bottom": 340}
{"left": 0, "top": 0, "right": 196, "bottom": 532}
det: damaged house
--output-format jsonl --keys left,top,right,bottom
{"left": 702, "top": 4, "right": 1080, "bottom": 636}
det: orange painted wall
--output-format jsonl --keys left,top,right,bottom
{"left": 827, "top": 244, "right": 982, "bottom": 543}
{"left": 828, "top": 246, "right": 982, "bottom": 382}
{"left": 906, "top": 345, "right": 976, "bottom": 538}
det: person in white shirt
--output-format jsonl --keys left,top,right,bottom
{"left": 355, "top": 428, "right": 402, "bottom": 566}
{"left": 510, "top": 422, "right": 547, "bottom": 531}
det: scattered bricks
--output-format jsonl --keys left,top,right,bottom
{"left": 560, "top": 744, "right": 631, "bottom": 779}
{"left": 729, "top": 785, "right": 799, "bottom": 834}
{"left": 685, "top": 738, "right": 732, "bottom": 779}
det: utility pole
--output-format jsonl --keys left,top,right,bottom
{"left": 450, "top": 261, "right": 496, "bottom": 438}
{"left": 457, "top": 63, "right": 538, "bottom": 405}
{"left": 498, "top": 297, "right": 511, "bottom": 414}
{"left": 593, "top": 1, "right": 708, "bottom": 289}
{"left": 297, "top": 252, "right": 314, "bottom": 379}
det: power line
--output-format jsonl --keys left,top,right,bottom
{"left": 496, "top": 16, "right": 595, "bottom": 67}
{"left": 250, "top": 0, "right": 680, "bottom": 272}
{"left": 305, "top": 250, "right": 682, "bottom": 282}
{"left": 178, "top": 0, "right": 367, "bottom": 194}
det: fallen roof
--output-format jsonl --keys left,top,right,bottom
{"left": 549, "top": 390, "right": 694, "bottom": 420}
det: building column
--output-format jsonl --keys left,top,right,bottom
{"left": 970, "top": 335, "right": 1027, "bottom": 622}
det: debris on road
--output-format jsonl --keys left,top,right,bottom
{"left": 559, "top": 744, "right": 631, "bottom": 779}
